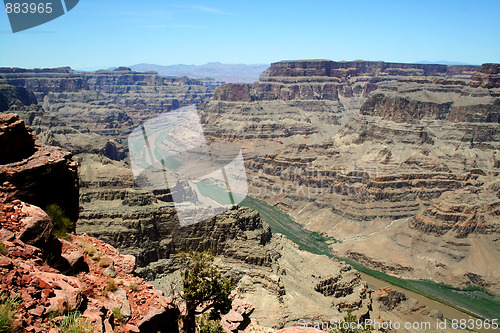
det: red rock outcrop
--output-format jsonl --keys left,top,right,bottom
{"left": 0, "top": 199, "right": 180, "bottom": 332}
{"left": 372, "top": 287, "right": 407, "bottom": 311}
{"left": 0, "top": 113, "right": 35, "bottom": 164}
{"left": 0, "top": 113, "right": 79, "bottom": 222}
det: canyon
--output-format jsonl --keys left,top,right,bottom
{"left": 1, "top": 60, "right": 499, "bottom": 330}
{"left": 199, "top": 60, "right": 500, "bottom": 296}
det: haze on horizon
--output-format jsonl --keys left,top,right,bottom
{"left": 0, "top": 0, "right": 499, "bottom": 69}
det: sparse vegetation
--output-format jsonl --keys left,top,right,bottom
{"left": 83, "top": 245, "right": 101, "bottom": 261}
{"left": 98, "top": 258, "right": 111, "bottom": 268}
{"left": 178, "top": 250, "right": 233, "bottom": 333}
{"left": 330, "top": 309, "right": 372, "bottom": 333}
{"left": 45, "top": 203, "right": 74, "bottom": 240}
{"left": 102, "top": 278, "right": 118, "bottom": 297}
{"left": 107, "top": 278, "right": 117, "bottom": 292}
{"left": 129, "top": 282, "right": 139, "bottom": 291}
{"left": 55, "top": 311, "right": 94, "bottom": 333}
{"left": 112, "top": 307, "right": 123, "bottom": 323}
{"left": 0, "top": 242, "right": 8, "bottom": 256}
{"left": 0, "top": 295, "right": 20, "bottom": 333}
{"left": 197, "top": 313, "right": 223, "bottom": 333}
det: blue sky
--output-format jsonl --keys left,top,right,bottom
{"left": 0, "top": 0, "right": 499, "bottom": 69}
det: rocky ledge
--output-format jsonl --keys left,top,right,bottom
{"left": 0, "top": 113, "right": 79, "bottom": 221}
{"left": 0, "top": 199, "right": 180, "bottom": 333}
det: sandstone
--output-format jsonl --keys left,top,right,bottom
{"left": 60, "top": 239, "right": 88, "bottom": 273}
{"left": 0, "top": 113, "right": 35, "bottom": 164}
{"left": 199, "top": 59, "right": 500, "bottom": 295}
{"left": 124, "top": 323, "right": 141, "bottom": 333}
{"left": 103, "top": 288, "right": 132, "bottom": 318}
{"left": 28, "top": 306, "right": 45, "bottom": 317}
{"left": 104, "top": 265, "right": 118, "bottom": 278}
{"left": 33, "top": 272, "right": 83, "bottom": 313}
{"left": 373, "top": 287, "right": 407, "bottom": 310}
{"left": 0, "top": 255, "right": 12, "bottom": 267}
{"left": 18, "top": 204, "right": 52, "bottom": 247}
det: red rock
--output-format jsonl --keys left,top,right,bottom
{"left": 0, "top": 256, "right": 12, "bottom": 268}
{"left": 42, "top": 288, "right": 55, "bottom": 297}
{"left": 28, "top": 306, "right": 45, "bottom": 317}
{"left": 21, "top": 274, "right": 33, "bottom": 286}
{"left": 33, "top": 272, "right": 83, "bottom": 313}
{"left": 103, "top": 288, "right": 131, "bottom": 318}
{"left": 223, "top": 310, "right": 243, "bottom": 322}
{"left": 21, "top": 291, "right": 36, "bottom": 309}
{"left": 36, "top": 277, "right": 52, "bottom": 289}
{"left": 104, "top": 317, "right": 114, "bottom": 333}
{"left": 10, "top": 250, "right": 28, "bottom": 258}
{"left": 39, "top": 265, "right": 59, "bottom": 273}
{"left": 124, "top": 324, "right": 140, "bottom": 333}
{"left": 18, "top": 205, "right": 53, "bottom": 247}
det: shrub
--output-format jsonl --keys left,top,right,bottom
{"left": 0, "top": 295, "right": 20, "bottom": 333}
{"left": 0, "top": 242, "right": 8, "bottom": 256}
{"left": 129, "top": 282, "right": 139, "bottom": 291}
{"left": 330, "top": 309, "right": 373, "bottom": 333}
{"left": 45, "top": 204, "right": 74, "bottom": 240}
{"left": 198, "top": 313, "right": 223, "bottom": 333}
{"left": 178, "top": 250, "right": 233, "bottom": 333}
{"left": 56, "top": 311, "right": 94, "bottom": 333}
{"left": 107, "top": 278, "right": 117, "bottom": 292}
{"left": 84, "top": 245, "right": 100, "bottom": 261}
{"left": 112, "top": 307, "right": 123, "bottom": 323}
{"left": 98, "top": 258, "right": 110, "bottom": 268}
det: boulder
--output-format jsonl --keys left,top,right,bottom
{"left": 18, "top": 204, "right": 53, "bottom": 247}
{"left": 373, "top": 287, "right": 407, "bottom": 310}
{"left": 0, "top": 113, "right": 35, "bottom": 164}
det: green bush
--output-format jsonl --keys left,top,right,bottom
{"left": 178, "top": 250, "right": 233, "bottom": 333}
{"left": 56, "top": 311, "right": 94, "bottom": 333}
{"left": 45, "top": 204, "right": 74, "bottom": 239}
{"left": 112, "top": 307, "right": 123, "bottom": 323}
{"left": 0, "top": 242, "right": 8, "bottom": 256}
{"left": 0, "top": 295, "right": 20, "bottom": 333}
{"left": 198, "top": 313, "right": 223, "bottom": 333}
{"left": 331, "top": 310, "right": 372, "bottom": 333}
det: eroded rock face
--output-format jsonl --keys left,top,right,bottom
{"left": 0, "top": 113, "right": 79, "bottom": 222}
{"left": 371, "top": 287, "right": 445, "bottom": 333}
{"left": 75, "top": 153, "right": 372, "bottom": 329}
{"left": 0, "top": 67, "right": 214, "bottom": 150}
{"left": 0, "top": 113, "right": 35, "bottom": 164}
{"left": 373, "top": 287, "right": 407, "bottom": 311}
{"left": 199, "top": 59, "right": 500, "bottom": 294}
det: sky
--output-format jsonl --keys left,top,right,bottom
{"left": 0, "top": 0, "right": 499, "bottom": 69}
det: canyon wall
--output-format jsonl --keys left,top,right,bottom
{"left": 200, "top": 60, "right": 500, "bottom": 294}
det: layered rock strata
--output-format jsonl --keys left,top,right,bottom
{"left": 74, "top": 150, "right": 373, "bottom": 328}
{"left": 199, "top": 60, "right": 500, "bottom": 293}
{"left": 0, "top": 66, "right": 214, "bottom": 158}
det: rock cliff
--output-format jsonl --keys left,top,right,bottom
{"left": 0, "top": 66, "right": 215, "bottom": 159}
{"left": 76, "top": 153, "right": 373, "bottom": 328}
{"left": 0, "top": 113, "right": 79, "bottom": 222}
{"left": 199, "top": 60, "right": 500, "bottom": 294}
{"left": 0, "top": 114, "right": 185, "bottom": 332}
